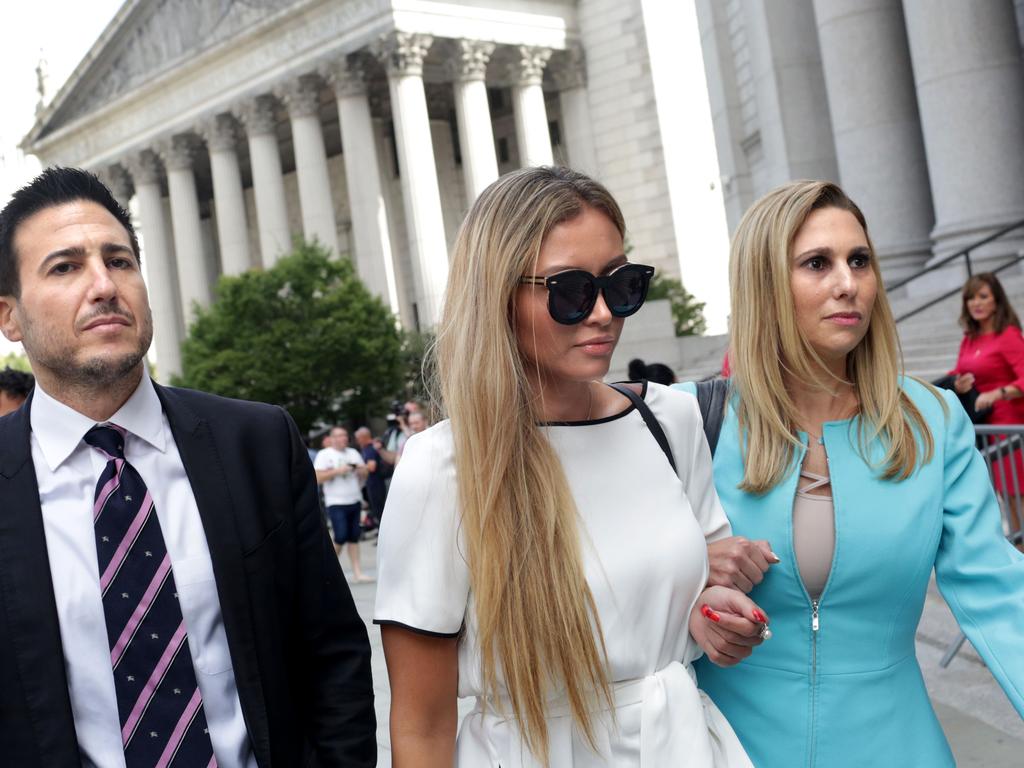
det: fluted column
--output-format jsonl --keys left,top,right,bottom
{"left": 237, "top": 95, "right": 292, "bottom": 267}
{"left": 904, "top": 0, "right": 1024, "bottom": 262}
{"left": 280, "top": 74, "right": 339, "bottom": 254}
{"left": 326, "top": 58, "right": 401, "bottom": 317}
{"left": 449, "top": 40, "right": 499, "bottom": 201}
{"left": 553, "top": 46, "right": 597, "bottom": 175}
{"left": 374, "top": 31, "right": 449, "bottom": 328}
{"left": 198, "top": 114, "right": 252, "bottom": 276}
{"left": 510, "top": 46, "right": 554, "bottom": 167}
{"left": 158, "top": 135, "right": 212, "bottom": 324}
{"left": 123, "top": 151, "right": 184, "bottom": 380}
{"left": 814, "top": 1, "right": 932, "bottom": 282}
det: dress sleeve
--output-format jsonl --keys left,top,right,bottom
{"left": 997, "top": 326, "right": 1024, "bottom": 391}
{"left": 661, "top": 384, "right": 732, "bottom": 542}
{"left": 934, "top": 388, "right": 1024, "bottom": 716}
{"left": 373, "top": 425, "right": 469, "bottom": 637}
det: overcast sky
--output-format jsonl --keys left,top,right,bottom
{"left": 0, "top": 1, "right": 124, "bottom": 356}
{"left": 0, "top": 1, "right": 729, "bottom": 360}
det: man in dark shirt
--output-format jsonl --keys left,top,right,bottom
{"left": 355, "top": 427, "right": 387, "bottom": 527}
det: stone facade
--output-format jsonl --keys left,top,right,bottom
{"left": 23, "top": 0, "right": 692, "bottom": 381}
{"left": 696, "top": 0, "right": 1024, "bottom": 284}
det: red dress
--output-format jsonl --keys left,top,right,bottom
{"left": 951, "top": 326, "right": 1024, "bottom": 425}
{"left": 951, "top": 326, "right": 1024, "bottom": 499}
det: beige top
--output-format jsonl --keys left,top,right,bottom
{"left": 793, "top": 468, "right": 835, "bottom": 600}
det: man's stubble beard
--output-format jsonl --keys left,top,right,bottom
{"left": 20, "top": 303, "right": 155, "bottom": 390}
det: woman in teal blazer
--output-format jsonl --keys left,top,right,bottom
{"left": 678, "top": 180, "right": 1024, "bottom": 767}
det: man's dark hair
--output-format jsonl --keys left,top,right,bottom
{"left": 0, "top": 166, "right": 140, "bottom": 298}
{"left": 0, "top": 367, "right": 34, "bottom": 399}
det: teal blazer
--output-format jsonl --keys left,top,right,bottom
{"left": 676, "top": 379, "right": 1024, "bottom": 767}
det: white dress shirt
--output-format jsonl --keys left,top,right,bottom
{"left": 30, "top": 376, "right": 256, "bottom": 768}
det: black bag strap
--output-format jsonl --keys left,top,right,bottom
{"left": 695, "top": 377, "right": 730, "bottom": 456}
{"left": 610, "top": 382, "right": 676, "bottom": 473}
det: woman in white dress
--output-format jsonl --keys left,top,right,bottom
{"left": 374, "top": 167, "right": 766, "bottom": 767}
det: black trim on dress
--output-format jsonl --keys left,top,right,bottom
{"left": 373, "top": 619, "right": 461, "bottom": 639}
{"left": 541, "top": 380, "right": 649, "bottom": 427}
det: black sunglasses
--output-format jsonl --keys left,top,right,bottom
{"left": 520, "top": 263, "right": 656, "bottom": 325}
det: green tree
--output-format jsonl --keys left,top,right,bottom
{"left": 0, "top": 351, "right": 31, "bottom": 372}
{"left": 647, "top": 274, "right": 708, "bottom": 337}
{"left": 398, "top": 329, "right": 435, "bottom": 407}
{"left": 174, "top": 241, "right": 404, "bottom": 433}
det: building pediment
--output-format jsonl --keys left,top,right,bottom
{"left": 30, "top": 0, "right": 311, "bottom": 142}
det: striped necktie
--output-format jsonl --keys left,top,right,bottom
{"left": 85, "top": 424, "right": 217, "bottom": 768}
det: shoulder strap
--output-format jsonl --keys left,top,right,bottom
{"left": 695, "top": 377, "right": 729, "bottom": 456}
{"left": 610, "top": 382, "right": 676, "bottom": 473}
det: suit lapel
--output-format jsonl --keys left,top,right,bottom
{"left": 0, "top": 396, "right": 80, "bottom": 763}
{"left": 154, "top": 384, "right": 271, "bottom": 766}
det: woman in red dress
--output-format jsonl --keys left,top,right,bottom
{"left": 951, "top": 273, "right": 1024, "bottom": 533}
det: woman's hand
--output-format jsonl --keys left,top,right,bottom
{"left": 706, "top": 536, "right": 779, "bottom": 592}
{"left": 688, "top": 585, "right": 770, "bottom": 667}
{"left": 975, "top": 388, "right": 1002, "bottom": 411}
{"left": 953, "top": 372, "right": 976, "bottom": 394}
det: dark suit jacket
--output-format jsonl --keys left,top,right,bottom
{"left": 0, "top": 383, "right": 376, "bottom": 767}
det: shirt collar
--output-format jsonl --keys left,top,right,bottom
{"left": 30, "top": 375, "right": 168, "bottom": 472}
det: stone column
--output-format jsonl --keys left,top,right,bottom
{"left": 553, "top": 46, "right": 598, "bottom": 176}
{"left": 326, "top": 58, "right": 401, "bottom": 316}
{"left": 903, "top": 0, "right": 1024, "bottom": 262}
{"left": 198, "top": 113, "right": 252, "bottom": 276}
{"left": 102, "top": 164, "right": 134, "bottom": 210}
{"left": 814, "top": 0, "right": 933, "bottom": 281}
{"left": 123, "top": 151, "right": 184, "bottom": 380}
{"left": 237, "top": 94, "right": 292, "bottom": 267}
{"left": 375, "top": 31, "right": 450, "bottom": 328}
{"left": 158, "top": 135, "right": 213, "bottom": 325}
{"left": 510, "top": 46, "right": 554, "bottom": 167}
{"left": 449, "top": 40, "right": 499, "bottom": 201}
{"left": 280, "top": 74, "right": 339, "bottom": 254}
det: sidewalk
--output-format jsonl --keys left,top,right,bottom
{"left": 343, "top": 548, "right": 1024, "bottom": 767}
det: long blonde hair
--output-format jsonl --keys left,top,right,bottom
{"left": 729, "top": 180, "right": 940, "bottom": 493}
{"left": 433, "top": 167, "right": 623, "bottom": 760}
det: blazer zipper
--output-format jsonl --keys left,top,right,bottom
{"left": 797, "top": 433, "right": 837, "bottom": 768}
{"left": 809, "top": 599, "right": 820, "bottom": 768}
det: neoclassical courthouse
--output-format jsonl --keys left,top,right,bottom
{"left": 696, "top": 0, "right": 1024, "bottom": 284}
{"left": 22, "top": 0, "right": 685, "bottom": 380}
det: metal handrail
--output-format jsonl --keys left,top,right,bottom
{"left": 887, "top": 218, "right": 1024, "bottom": 324}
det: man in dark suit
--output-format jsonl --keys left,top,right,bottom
{"left": 0, "top": 167, "right": 375, "bottom": 766}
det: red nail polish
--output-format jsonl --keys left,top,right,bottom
{"left": 753, "top": 610, "right": 768, "bottom": 624}
{"left": 701, "top": 604, "right": 721, "bottom": 622}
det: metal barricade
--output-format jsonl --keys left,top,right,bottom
{"left": 939, "top": 425, "right": 1024, "bottom": 668}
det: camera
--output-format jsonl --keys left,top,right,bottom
{"left": 390, "top": 399, "right": 409, "bottom": 418}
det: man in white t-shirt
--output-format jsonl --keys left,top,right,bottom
{"left": 314, "top": 427, "right": 371, "bottom": 582}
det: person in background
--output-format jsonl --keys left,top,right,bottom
{"left": 678, "top": 180, "right": 1024, "bottom": 767}
{"left": 949, "top": 272, "right": 1024, "bottom": 531}
{"left": 355, "top": 427, "right": 386, "bottom": 528}
{"left": 0, "top": 366, "right": 33, "bottom": 416}
{"left": 314, "top": 427, "right": 372, "bottom": 583}
{"left": 950, "top": 273, "right": 1024, "bottom": 420}
{"left": 626, "top": 358, "right": 677, "bottom": 386}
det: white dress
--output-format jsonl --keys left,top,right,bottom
{"left": 374, "top": 383, "right": 752, "bottom": 767}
